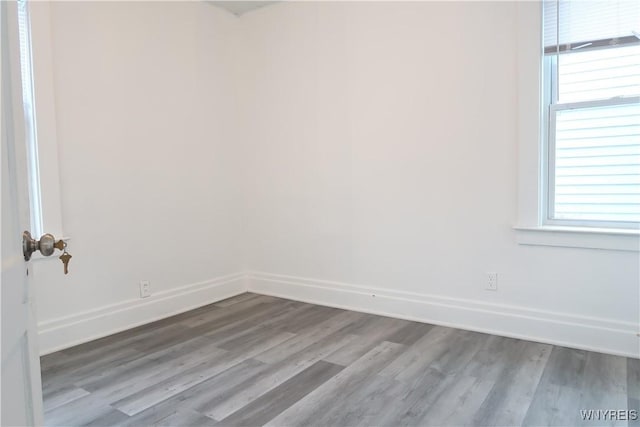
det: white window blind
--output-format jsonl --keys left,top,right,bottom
{"left": 553, "top": 101, "right": 640, "bottom": 223}
{"left": 543, "top": 0, "right": 640, "bottom": 51}
{"left": 544, "top": 0, "right": 640, "bottom": 228}
{"left": 557, "top": 45, "right": 640, "bottom": 103}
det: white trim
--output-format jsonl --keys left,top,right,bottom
{"left": 514, "top": 225, "right": 640, "bottom": 251}
{"left": 39, "top": 270, "right": 640, "bottom": 358}
{"left": 247, "top": 271, "right": 640, "bottom": 359}
{"left": 38, "top": 272, "right": 247, "bottom": 355}
{"left": 516, "top": 0, "right": 545, "bottom": 229}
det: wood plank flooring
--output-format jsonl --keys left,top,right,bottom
{"left": 41, "top": 293, "right": 639, "bottom": 426}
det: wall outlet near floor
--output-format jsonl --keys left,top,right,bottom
{"left": 139, "top": 281, "right": 151, "bottom": 298}
{"left": 486, "top": 272, "right": 498, "bottom": 291}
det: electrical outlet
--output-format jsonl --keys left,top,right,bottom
{"left": 486, "top": 272, "right": 498, "bottom": 291}
{"left": 139, "top": 280, "right": 151, "bottom": 298}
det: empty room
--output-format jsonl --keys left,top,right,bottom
{"left": 1, "top": 0, "right": 639, "bottom": 426}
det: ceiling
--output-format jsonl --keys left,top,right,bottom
{"left": 209, "top": 1, "right": 279, "bottom": 16}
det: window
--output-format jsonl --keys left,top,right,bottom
{"left": 542, "top": 0, "right": 640, "bottom": 230}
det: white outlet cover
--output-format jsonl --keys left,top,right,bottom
{"left": 486, "top": 272, "right": 498, "bottom": 291}
{"left": 140, "top": 281, "right": 151, "bottom": 298}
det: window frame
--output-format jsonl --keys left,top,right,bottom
{"left": 540, "top": 2, "right": 640, "bottom": 232}
{"left": 514, "top": 0, "right": 639, "bottom": 251}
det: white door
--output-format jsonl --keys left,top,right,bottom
{"left": 1, "top": 0, "right": 44, "bottom": 425}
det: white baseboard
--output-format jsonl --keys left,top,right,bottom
{"left": 247, "top": 271, "right": 640, "bottom": 358}
{"left": 40, "top": 270, "right": 639, "bottom": 358}
{"left": 38, "top": 272, "right": 248, "bottom": 355}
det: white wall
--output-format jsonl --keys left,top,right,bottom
{"left": 239, "top": 2, "right": 640, "bottom": 356}
{"left": 33, "top": 2, "right": 246, "bottom": 353}
{"left": 32, "top": 1, "right": 639, "bottom": 357}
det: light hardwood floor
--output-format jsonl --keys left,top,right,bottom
{"left": 41, "top": 293, "right": 639, "bottom": 427}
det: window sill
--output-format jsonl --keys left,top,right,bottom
{"left": 514, "top": 226, "right": 639, "bottom": 252}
